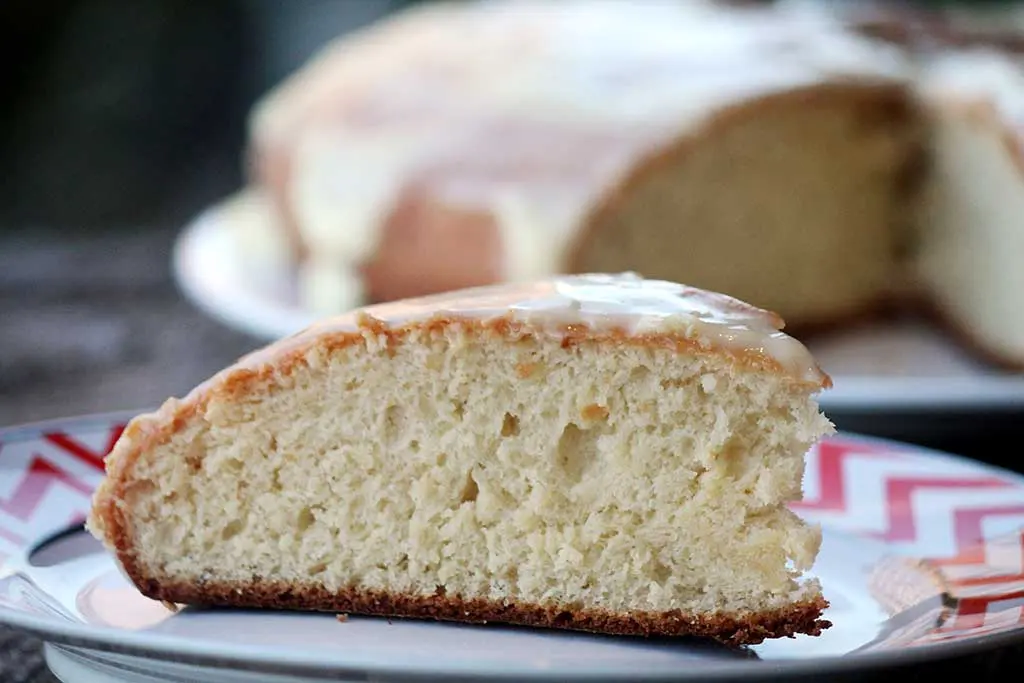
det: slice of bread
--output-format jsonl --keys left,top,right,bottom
{"left": 87, "top": 273, "right": 835, "bottom": 645}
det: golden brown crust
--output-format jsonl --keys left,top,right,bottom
{"left": 129, "top": 574, "right": 830, "bottom": 646}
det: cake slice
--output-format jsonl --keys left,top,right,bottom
{"left": 87, "top": 273, "right": 835, "bottom": 645}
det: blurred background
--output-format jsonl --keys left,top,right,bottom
{"left": 0, "top": 0, "right": 416, "bottom": 231}
{"left": 1, "top": 0, "right": 1023, "bottom": 439}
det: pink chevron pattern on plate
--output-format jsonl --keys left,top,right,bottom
{"left": 0, "top": 415, "right": 1022, "bottom": 651}
{"left": 791, "top": 436, "right": 1024, "bottom": 648}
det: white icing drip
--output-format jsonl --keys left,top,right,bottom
{"left": 297, "top": 259, "right": 364, "bottom": 316}
{"left": 288, "top": 127, "right": 439, "bottom": 264}
{"left": 490, "top": 190, "right": 578, "bottom": 282}
{"left": 221, "top": 190, "right": 293, "bottom": 275}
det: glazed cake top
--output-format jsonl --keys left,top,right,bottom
{"left": 281, "top": 273, "right": 831, "bottom": 386}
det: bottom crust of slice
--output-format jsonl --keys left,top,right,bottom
{"left": 133, "top": 574, "right": 831, "bottom": 646}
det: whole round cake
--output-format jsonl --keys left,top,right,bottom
{"left": 238, "top": 0, "right": 1024, "bottom": 369}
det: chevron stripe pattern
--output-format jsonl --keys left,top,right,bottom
{"left": 0, "top": 417, "right": 1021, "bottom": 650}
{"left": 794, "top": 436, "right": 1024, "bottom": 647}
{"left": 0, "top": 420, "right": 123, "bottom": 565}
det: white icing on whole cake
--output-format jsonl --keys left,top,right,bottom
{"left": 252, "top": 0, "right": 911, "bottom": 306}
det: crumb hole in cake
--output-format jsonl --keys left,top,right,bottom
{"left": 651, "top": 559, "right": 671, "bottom": 584}
{"left": 629, "top": 366, "right": 651, "bottom": 383}
{"left": 184, "top": 441, "right": 203, "bottom": 473}
{"left": 659, "top": 376, "right": 692, "bottom": 391}
{"left": 436, "top": 452, "right": 448, "bottom": 467}
{"left": 309, "top": 561, "right": 327, "bottom": 575}
{"left": 553, "top": 611, "right": 573, "bottom": 626}
{"left": 452, "top": 400, "right": 465, "bottom": 421}
{"left": 383, "top": 405, "right": 403, "bottom": 442}
{"left": 297, "top": 506, "right": 318, "bottom": 532}
{"left": 507, "top": 566, "right": 519, "bottom": 586}
{"left": 719, "top": 437, "right": 752, "bottom": 483}
{"left": 344, "top": 378, "right": 361, "bottom": 391}
{"left": 556, "top": 423, "right": 595, "bottom": 484}
{"left": 410, "top": 439, "right": 420, "bottom": 453}
{"left": 270, "top": 468, "right": 283, "bottom": 493}
{"left": 221, "top": 519, "right": 244, "bottom": 541}
{"left": 515, "top": 361, "right": 538, "bottom": 379}
{"left": 500, "top": 412, "right": 520, "bottom": 437}
{"left": 224, "top": 458, "right": 243, "bottom": 473}
{"left": 373, "top": 556, "right": 409, "bottom": 572}
{"left": 125, "top": 479, "right": 156, "bottom": 499}
{"left": 459, "top": 469, "right": 479, "bottom": 504}
{"left": 579, "top": 404, "right": 609, "bottom": 423}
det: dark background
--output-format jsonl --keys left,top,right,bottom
{"left": 0, "top": 0, "right": 415, "bottom": 233}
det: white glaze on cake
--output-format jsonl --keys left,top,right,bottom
{"left": 281, "top": 273, "right": 830, "bottom": 386}
{"left": 252, "top": 0, "right": 910, "bottom": 309}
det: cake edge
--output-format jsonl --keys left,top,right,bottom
{"left": 130, "top": 573, "right": 831, "bottom": 646}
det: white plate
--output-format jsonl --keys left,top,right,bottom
{"left": 1, "top": 412, "right": 1023, "bottom": 682}
{"left": 171, "top": 193, "right": 1024, "bottom": 415}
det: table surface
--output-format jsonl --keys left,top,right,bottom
{"left": 1, "top": 227, "right": 1022, "bottom": 682}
